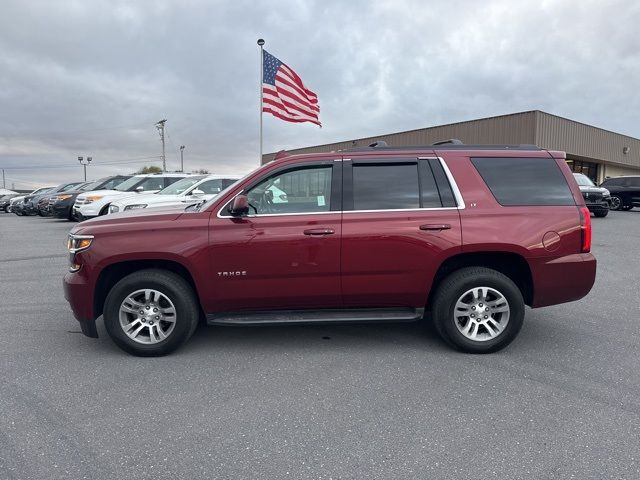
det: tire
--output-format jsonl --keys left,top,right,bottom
{"left": 103, "top": 269, "right": 200, "bottom": 356}
{"left": 431, "top": 267, "right": 524, "bottom": 353}
{"left": 593, "top": 208, "right": 609, "bottom": 218}
{"left": 610, "top": 195, "right": 623, "bottom": 211}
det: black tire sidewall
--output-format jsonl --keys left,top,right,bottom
{"left": 104, "top": 270, "right": 198, "bottom": 356}
{"left": 434, "top": 268, "right": 524, "bottom": 353}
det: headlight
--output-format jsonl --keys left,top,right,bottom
{"left": 84, "top": 195, "right": 104, "bottom": 204}
{"left": 124, "top": 204, "right": 147, "bottom": 210}
{"left": 55, "top": 194, "right": 73, "bottom": 201}
{"left": 67, "top": 234, "right": 94, "bottom": 253}
{"left": 602, "top": 188, "right": 610, "bottom": 196}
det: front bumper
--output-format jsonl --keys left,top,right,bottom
{"left": 53, "top": 202, "right": 73, "bottom": 219}
{"left": 63, "top": 271, "right": 98, "bottom": 338}
{"left": 530, "top": 253, "right": 597, "bottom": 308}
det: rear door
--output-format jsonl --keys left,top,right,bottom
{"left": 340, "top": 155, "right": 462, "bottom": 308}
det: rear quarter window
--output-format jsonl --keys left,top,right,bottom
{"left": 471, "top": 157, "right": 575, "bottom": 206}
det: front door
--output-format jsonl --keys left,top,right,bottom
{"left": 208, "top": 161, "right": 342, "bottom": 312}
{"left": 340, "top": 156, "right": 462, "bottom": 308}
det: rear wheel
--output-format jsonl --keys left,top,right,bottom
{"left": 103, "top": 269, "right": 200, "bottom": 356}
{"left": 431, "top": 267, "right": 524, "bottom": 353}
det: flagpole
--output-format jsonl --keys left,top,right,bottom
{"left": 258, "top": 38, "right": 265, "bottom": 164}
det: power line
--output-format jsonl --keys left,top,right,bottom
{"left": 0, "top": 156, "right": 161, "bottom": 170}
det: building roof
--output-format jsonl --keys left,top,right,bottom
{"left": 263, "top": 110, "right": 640, "bottom": 169}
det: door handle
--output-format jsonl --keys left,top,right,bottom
{"left": 303, "top": 228, "right": 335, "bottom": 236}
{"left": 420, "top": 224, "right": 451, "bottom": 231}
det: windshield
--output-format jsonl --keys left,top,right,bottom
{"left": 60, "top": 182, "right": 84, "bottom": 192}
{"left": 114, "top": 176, "right": 145, "bottom": 191}
{"left": 196, "top": 168, "right": 258, "bottom": 212}
{"left": 157, "top": 176, "right": 205, "bottom": 195}
{"left": 573, "top": 173, "right": 595, "bottom": 187}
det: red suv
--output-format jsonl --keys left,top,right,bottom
{"left": 64, "top": 142, "right": 596, "bottom": 356}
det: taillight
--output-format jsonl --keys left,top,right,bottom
{"left": 579, "top": 206, "right": 591, "bottom": 253}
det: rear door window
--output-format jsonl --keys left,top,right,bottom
{"left": 353, "top": 163, "right": 420, "bottom": 210}
{"left": 471, "top": 157, "right": 575, "bottom": 206}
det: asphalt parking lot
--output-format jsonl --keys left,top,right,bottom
{"left": 1, "top": 212, "right": 639, "bottom": 479}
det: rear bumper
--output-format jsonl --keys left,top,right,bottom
{"left": 530, "top": 253, "right": 597, "bottom": 308}
{"left": 63, "top": 271, "right": 98, "bottom": 337}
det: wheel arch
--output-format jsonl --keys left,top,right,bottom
{"left": 427, "top": 251, "right": 533, "bottom": 308}
{"left": 94, "top": 259, "right": 202, "bottom": 319}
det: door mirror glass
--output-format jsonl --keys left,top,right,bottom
{"left": 229, "top": 195, "right": 249, "bottom": 216}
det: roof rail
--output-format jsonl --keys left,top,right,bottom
{"left": 339, "top": 143, "right": 542, "bottom": 153}
{"left": 432, "top": 138, "right": 463, "bottom": 146}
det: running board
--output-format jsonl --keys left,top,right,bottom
{"left": 206, "top": 308, "right": 424, "bottom": 326}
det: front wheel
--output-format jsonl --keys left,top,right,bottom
{"left": 593, "top": 208, "right": 609, "bottom": 218}
{"left": 431, "top": 267, "right": 525, "bottom": 353}
{"left": 103, "top": 269, "right": 200, "bottom": 356}
{"left": 610, "top": 195, "right": 623, "bottom": 211}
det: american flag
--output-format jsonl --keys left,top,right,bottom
{"left": 262, "top": 50, "right": 321, "bottom": 126}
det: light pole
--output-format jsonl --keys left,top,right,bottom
{"left": 78, "top": 156, "right": 92, "bottom": 181}
{"left": 155, "top": 119, "right": 167, "bottom": 172}
{"left": 180, "top": 145, "right": 185, "bottom": 172}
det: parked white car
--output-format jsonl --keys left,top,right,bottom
{"left": 73, "top": 173, "right": 188, "bottom": 220}
{"left": 108, "top": 174, "right": 241, "bottom": 214}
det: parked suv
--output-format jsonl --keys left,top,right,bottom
{"left": 64, "top": 142, "right": 596, "bottom": 356}
{"left": 600, "top": 175, "right": 640, "bottom": 211}
{"left": 73, "top": 173, "right": 188, "bottom": 220}
{"left": 573, "top": 173, "right": 610, "bottom": 217}
{"left": 52, "top": 175, "right": 132, "bottom": 220}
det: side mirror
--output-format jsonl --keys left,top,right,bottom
{"left": 229, "top": 195, "right": 249, "bottom": 216}
{"left": 135, "top": 186, "right": 144, "bottom": 192}
{"left": 191, "top": 189, "right": 205, "bottom": 197}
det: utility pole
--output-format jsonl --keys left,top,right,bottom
{"left": 155, "top": 119, "right": 167, "bottom": 172}
{"left": 78, "top": 156, "right": 92, "bottom": 181}
{"left": 180, "top": 145, "right": 185, "bottom": 172}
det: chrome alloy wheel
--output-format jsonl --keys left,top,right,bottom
{"left": 454, "top": 286, "right": 510, "bottom": 342}
{"left": 119, "top": 289, "right": 177, "bottom": 344}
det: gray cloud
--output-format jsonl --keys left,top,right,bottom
{"left": 0, "top": 0, "right": 638, "bottom": 189}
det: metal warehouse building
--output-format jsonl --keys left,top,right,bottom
{"left": 263, "top": 110, "right": 640, "bottom": 184}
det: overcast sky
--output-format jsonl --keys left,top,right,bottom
{"left": 1, "top": 0, "right": 638, "bottom": 189}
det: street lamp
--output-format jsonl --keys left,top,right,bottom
{"left": 180, "top": 145, "right": 185, "bottom": 172}
{"left": 78, "top": 156, "right": 92, "bottom": 181}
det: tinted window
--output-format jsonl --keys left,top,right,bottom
{"left": 601, "top": 178, "right": 623, "bottom": 187}
{"left": 628, "top": 177, "right": 640, "bottom": 187}
{"left": 418, "top": 160, "right": 442, "bottom": 208}
{"left": 353, "top": 164, "right": 419, "bottom": 210}
{"left": 472, "top": 157, "right": 575, "bottom": 206}
{"left": 247, "top": 166, "right": 332, "bottom": 214}
{"left": 137, "top": 177, "right": 166, "bottom": 192}
{"left": 196, "top": 179, "right": 225, "bottom": 195}
{"left": 428, "top": 159, "right": 457, "bottom": 207}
